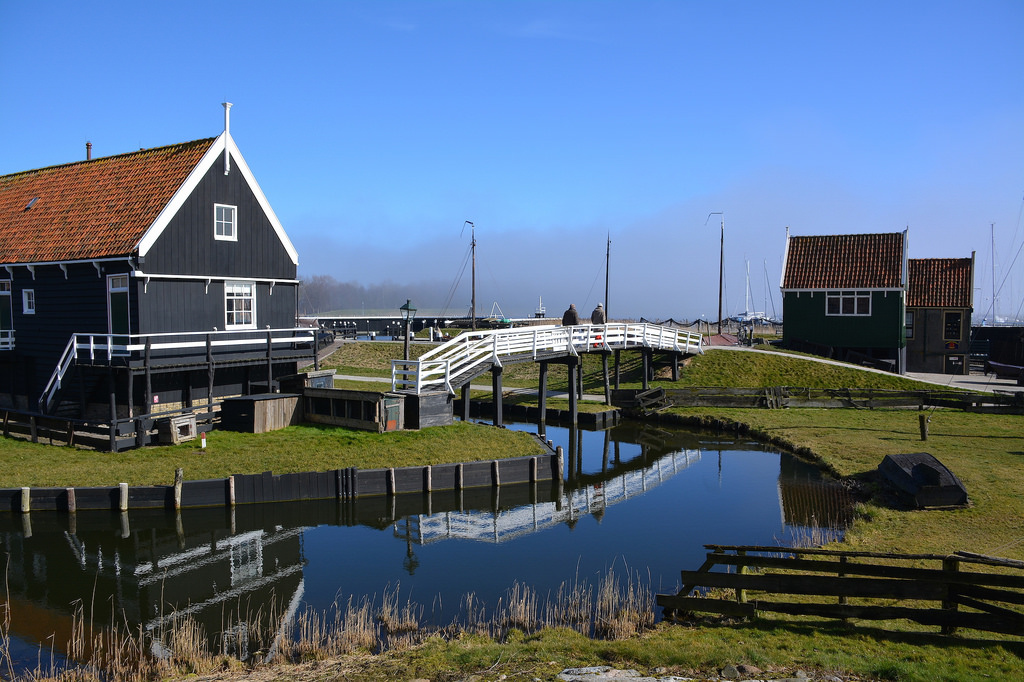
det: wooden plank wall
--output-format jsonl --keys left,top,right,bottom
{"left": 0, "top": 453, "right": 560, "bottom": 513}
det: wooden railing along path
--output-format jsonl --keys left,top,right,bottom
{"left": 657, "top": 545, "right": 1024, "bottom": 637}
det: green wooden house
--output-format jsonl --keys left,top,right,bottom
{"left": 780, "top": 230, "right": 907, "bottom": 373}
{"left": 905, "top": 256, "right": 974, "bottom": 374}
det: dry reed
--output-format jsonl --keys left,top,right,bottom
{"left": 3, "top": 568, "right": 657, "bottom": 682}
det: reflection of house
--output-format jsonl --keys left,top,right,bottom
{"left": 0, "top": 106, "right": 307, "bottom": 434}
{"left": 905, "top": 257, "right": 974, "bottom": 374}
{"left": 1, "top": 517, "right": 306, "bottom": 665}
{"left": 781, "top": 230, "right": 907, "bottom": 373}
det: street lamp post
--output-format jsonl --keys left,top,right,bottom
{"left": 706, "top": 212, "right": 724, "bottom": 335}
{"left": 400, "top": 299, "right": 417, "bottom": 361}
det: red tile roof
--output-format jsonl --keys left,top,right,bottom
{"left": 0, "top": 138, "right": 214, "bottom": 264}
{"left": 782, "top": 232, "right": 905, "bottom": 289}
{"left": 907, "top": 258, "right": 973, "bottom": 308}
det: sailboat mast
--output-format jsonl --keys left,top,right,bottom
{"left": 471, "top": 223, "right": 477, "bottom": 331}
{"left": 991, "top": 222, "right": 996, "bottom": 324}
{"left": 605, "top": 233, "right": 611, "bottom": 320}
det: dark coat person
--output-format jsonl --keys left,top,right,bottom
{"left": 561, "top": 304, "right": 580, "bottom": 326}
{"left": 591, "top": 303, "right": 606, "bottom": 325}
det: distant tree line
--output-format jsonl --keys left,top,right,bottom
{"left": 298, "top": 273, "right": 457, "bottom": 315}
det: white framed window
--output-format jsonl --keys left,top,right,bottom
{"left": 0, "top": 281, "right": 12, "bottom": 349}
{"left": 905, "top": 311, "right": 915, "bottom": 339}
{"left": 225, "top": 281, "right": 256, "bottom": 329}
{"left": 825, "top": 290, "right": 871, "bottom": 316}
{"left": 215, "top": 204, "right": 237, "bottom": 241}
{"left": 22, "top": 289, "right": 35, "bottom": 314}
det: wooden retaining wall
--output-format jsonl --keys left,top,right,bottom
{"left": 0, "top": 451, "right": 561, "bottom": 513}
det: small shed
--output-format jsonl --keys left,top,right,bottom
{"left": 220, "top": 393, "right": 302, "bottom": 433}
{"left": 302, "top": 387, "right": 404, "bottom": 432}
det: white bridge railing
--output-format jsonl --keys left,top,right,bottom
{"left": 391, "top": 323, "right": 703, "bottom": 395}
{"left": 39, "top": 327, "right": 317, "bottom": 413}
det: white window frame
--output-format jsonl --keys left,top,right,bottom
{"left": 215, "top": 203, "right": 237, "bottom": 242}
{"left": 905, "top": 310, "right": 915, "bottom": 339}
{"left": 825, "top": 290, "right": 871, "bottom": 317}
{"left": 22, "top": 289, "right": 35, "bottom": 315}
{"left": 225, "top": 281, "right": 256, "bottom": 329}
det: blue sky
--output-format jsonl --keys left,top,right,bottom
{"left": 2, "top": 1, "right": 1022, "bottom": 322}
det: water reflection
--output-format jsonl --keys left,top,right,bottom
{"left": 0, "top": 420, "right": 853, "bottom": 673}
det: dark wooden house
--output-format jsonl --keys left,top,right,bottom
{"left": 0, "top": 107, "right": 313, "bottom": 447}
{"left": 905, "top": 256, "right": 974, "bottom": 374}
{"left": 781, "top": 230, "right": 907, "bottom": 373}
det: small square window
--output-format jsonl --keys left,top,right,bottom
{"left": 22, "top": 289, "right": 35, "bottom": 314}
{"left": 215, "top": 204, "right": 237, "bottom": 241}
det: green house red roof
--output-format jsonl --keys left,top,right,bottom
{"left": 782, "top": 232, "right": 906, "bottom": 290}
{"left": 0, "top": 138, "right": 215, "bottom": 264}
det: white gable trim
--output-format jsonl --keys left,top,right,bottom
{"left": 135, "top": 133, "right": 299, "bottom": 266}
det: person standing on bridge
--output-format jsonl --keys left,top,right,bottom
{"left": 591, "top": 303, "right": 606, "bottom": 325}
{"left": 561, "top": 303, "right": 580, "bottom": 326}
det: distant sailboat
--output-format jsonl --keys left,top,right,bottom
{"left": 736, "top": 259, "right": 768, "bottom": 323}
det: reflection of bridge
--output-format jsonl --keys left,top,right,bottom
{"left": 397, "top": 448, "right": 702, "bottom": 545}
{"left": 390, "top": 323, "right": 703, "bottom": 426}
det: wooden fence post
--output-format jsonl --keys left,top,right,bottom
{"left": 174, "top": 467, "right": 183, "bottom": 510}
{"left": 736, "top": 549, "right": 748, "bottom": 604}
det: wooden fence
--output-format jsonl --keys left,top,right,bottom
{"left": 0, "top": 451, "right": 561, "bottom": 513}
{"left": 0, "top": 406, "right": 216, "bottom": 452}
{"left": 656, "top": 545, "right": 1024, "bottom": 637}
{"left": 614, "top": 387, "right": 1024, "bottom": 414}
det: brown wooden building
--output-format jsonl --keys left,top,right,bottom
{"left": 905, "top": 256, "right": 974, "bottom": 374}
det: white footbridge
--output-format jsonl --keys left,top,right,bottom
{"left": 391, "top": 323, "right": 704, "bottom": 395}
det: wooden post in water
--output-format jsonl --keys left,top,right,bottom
{"left": 461, "top": 383, "right": 471, "bottom": 421}
{"left": 602, "top": 352, "right": 611, "bottom": 405}
{"left": 614, "top": 349, "right": 621, "bottom": 389}
{"left": 491, "top": 366, "right": 503, "bottom": 427}
{"left": 567, "top": 357, "right": 579, "bottom": 427}
{"left": 174, "top": 468, "right": 184, "bottom": 509}
{"left": 538, "top": 361, "right": 548, "bottom": 436}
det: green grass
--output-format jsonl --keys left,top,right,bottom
{"left": 0, "top": 421, "right": 545, "bottom": 488}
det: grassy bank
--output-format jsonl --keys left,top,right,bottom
{"left": 0, "top": 421, "right": 545, "bottom": 488}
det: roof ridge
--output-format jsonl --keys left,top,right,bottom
{"left": 0, "top": 137, "right": 217, "bottom": 181}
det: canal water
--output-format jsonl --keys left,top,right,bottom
{"left": 0, "top": 420, "right": 854, "bottom": 673}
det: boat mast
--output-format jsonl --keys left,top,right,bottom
{"left": 462, "top": 220, "right": 476, "bottom": 331}
{"left": 991, "top": 222, "right": 996, "bottom": 324}
{"left": 604, "top": 233, "right": 611, "bottom": 320}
